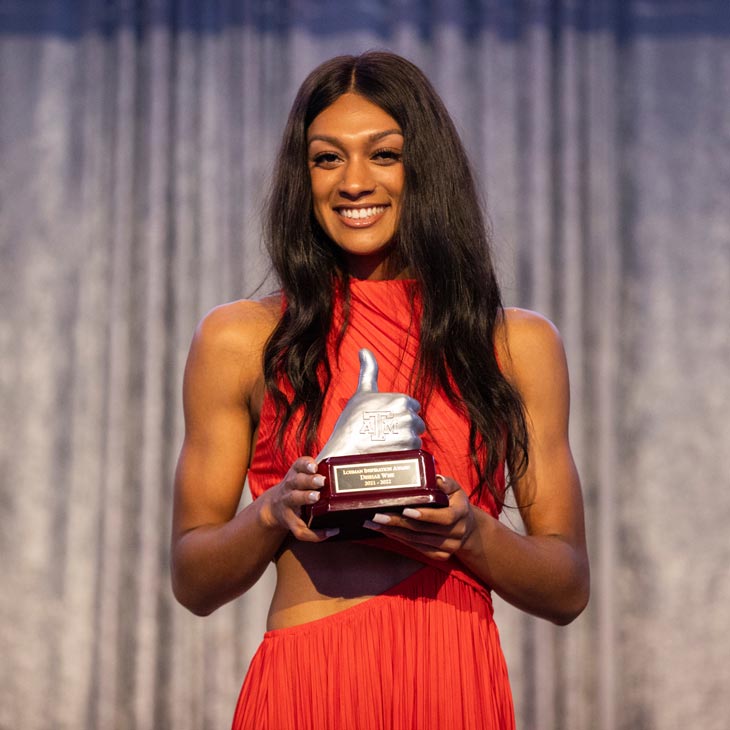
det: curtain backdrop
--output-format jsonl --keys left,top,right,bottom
{"left": 2, "top": 1, "right": 729, "bottom": 729}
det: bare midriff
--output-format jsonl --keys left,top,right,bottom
{"left": 267, "top": 538, "right": 425, "bottom": 630}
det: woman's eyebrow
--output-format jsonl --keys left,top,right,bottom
{"left": 368, "top": 128, "right": 403, "bottom": 142}
{"left": 307, "top": 129, "right": 403, "bottom": 146}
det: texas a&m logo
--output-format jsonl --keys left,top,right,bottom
{"left": 360, "top": 411, "right": 398, "bottom": 442}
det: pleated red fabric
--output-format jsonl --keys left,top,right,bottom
{"left": 232, "top": 565, "right": 514, "bottom": 730}
{"left": 238, "top": 279, "right": 515, "bottom": 729}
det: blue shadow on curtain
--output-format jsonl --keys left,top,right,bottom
{"left": 2, "top": 0, "right": 730, "bottom": 39}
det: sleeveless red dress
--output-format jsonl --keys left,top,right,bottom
{"left": 233, "top": 279, "right": 515, "bottom": 730}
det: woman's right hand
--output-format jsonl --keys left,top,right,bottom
{"left": 259, "top": 457, "right": 340, "bottom": 542}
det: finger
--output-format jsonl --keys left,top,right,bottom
{"left": 436, "top": 474, "right": 461, "bottom": 496}
{"left": 285, "top": 471, "right": 326, "bottom": 493}
{"left": 394, "top": 410, "right": 425, "bottom": 433}
{"left": 393, "top": 394, "right": 421, "bottom": 413}
{"left": 370, "top": 510, "right": 458, "bottom": 531}
{"left": 362, "top": 521, "right": 455, "bottom": 558}
{"left": 395, "top": 414, "right": 425, "bottom": 440}
{"left": 291, "top": 517, "right": 339, "bottom": 542}
{"left": 287, "top": 484, "right": 325, "bottom": 508}
{"left": 290, "top": 519, "right": 339, "bottom": 543}
{"left": 356, "top": 348, "right": 379, "bottom": 393}
{"left": 283, "top": 505, "right": 338, "bottom": 542}
{"left": 292, "top": 456, "right": 319, "bottom": 474}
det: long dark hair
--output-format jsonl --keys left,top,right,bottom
{"left": 263, "top": 51, "right": 528, "bottom": 501}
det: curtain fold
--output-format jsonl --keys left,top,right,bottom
{"left": 2, "top": 2, "right": 729, "bottom": 729}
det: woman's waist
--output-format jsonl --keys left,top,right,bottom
{"left": 266, "top": 537, "right": 491, "bottom": 630}
{"left": 267, "top": 539, "right": 423, "bottom": 629}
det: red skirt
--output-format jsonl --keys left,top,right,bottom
{"left": 232, "top": 565, "right": 515, "bottom": 730}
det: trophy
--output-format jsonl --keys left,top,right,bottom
{"left": 301, "top": 349, "right": 448, "bottom": 535}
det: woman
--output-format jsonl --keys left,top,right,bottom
{"left": 171, "top": 51, "right": 589, "bottom": 729}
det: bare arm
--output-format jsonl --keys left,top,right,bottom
{"left": 363, "top": 309, "right": 590, "bottom": 625}
{"left": 170, "top": 300, "right": 335, "bottom": 616}
{"left": 461, "top": 309, "right": 589, "bottom": 623}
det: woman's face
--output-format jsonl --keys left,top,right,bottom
{"left": 307, "top": 93, "right": 404, "bottom": 280}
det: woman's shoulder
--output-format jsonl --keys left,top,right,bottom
{"left": 194, "top": 293, "right": 282, "bottom": 351}
{"left": 495, "top": 307, "right": 567, "bottom": 389}
{"left": 185, "top": 293, "right": 283, "bottom": 395}
{"left": 499, "top": 306, "right": 561, "bottom": 341}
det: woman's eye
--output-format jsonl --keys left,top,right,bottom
{"left": 372, "top": 149, "right": 402, "bottom": 164}
{"left": 312, "top": 152, "right": 340, "bottom": 167}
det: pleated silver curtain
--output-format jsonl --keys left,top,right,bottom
{"left": 2, "top": 1, "right": 729, "bottom": 729}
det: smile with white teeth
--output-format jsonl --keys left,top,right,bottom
{"left": 337, "top": 205, "right": 387, "bottom": 220}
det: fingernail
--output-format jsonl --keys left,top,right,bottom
{"left": 363, "top": 520, "right": 381, "bottom": 531}
{"left": 435, "top": 473, "right": 446, "bottom": 482}
{"left": 307, "top": 462, "right": 318, "bottom": 474}
{"left": 312, "top": 475, "right": 325, "bottom": 487}
{"left": 371, "top": 513, "right": 391, "bottom": 525}
{"left": 402, "top": 508, "right": 421, "bottom": 519}
{"left": 324, "top": 528, "right": 339, "bottom": 538}
{"left": 308, "top": 491, "right": 320, "bottom": 503}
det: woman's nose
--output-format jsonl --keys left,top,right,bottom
{"left": 338, "top": 158, "right": 374, "bottom": 199}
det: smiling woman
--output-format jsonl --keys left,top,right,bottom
{"left": 171, "top": 51, "right": 589, "bottom": 730}
{"left": 307, "top": 94, "right": 404, "bottom": 279}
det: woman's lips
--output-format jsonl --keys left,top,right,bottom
{"left": 335, "top": 205, "right": 388, "bottom": 228}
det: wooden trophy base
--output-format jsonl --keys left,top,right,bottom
{"left": 301, "top": 449, "right": 448, "bottom": 538}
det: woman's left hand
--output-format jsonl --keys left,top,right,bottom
{"left": 362, "top": 475, "right": 476, "bottom": 561}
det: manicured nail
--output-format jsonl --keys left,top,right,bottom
{"left": 307, "top": 491, "right": 320, "bottom": 503}
{"left": 435, "top": 473, "right": 446, "bottom": 482}
{"left": 312, "top": 475, "right": 325, "bottom": 487}
{"left": 402, "top": 508, "right": 421, "bottom": 519}
{"left": 371, "top": 513, "right": 391, "bottom": 525}
{"left": 307, "top": 462, "right": 318, "bottom": 474}
{"left": 363, "top": 520, "right": 381, "bottom": 531}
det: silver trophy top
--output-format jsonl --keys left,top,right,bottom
{"left": 316, "top": 348, "right": 425, "bottom": 462}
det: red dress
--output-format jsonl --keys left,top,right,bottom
{"left": 233, "top": 279, "right": 515, "bottom": 730}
